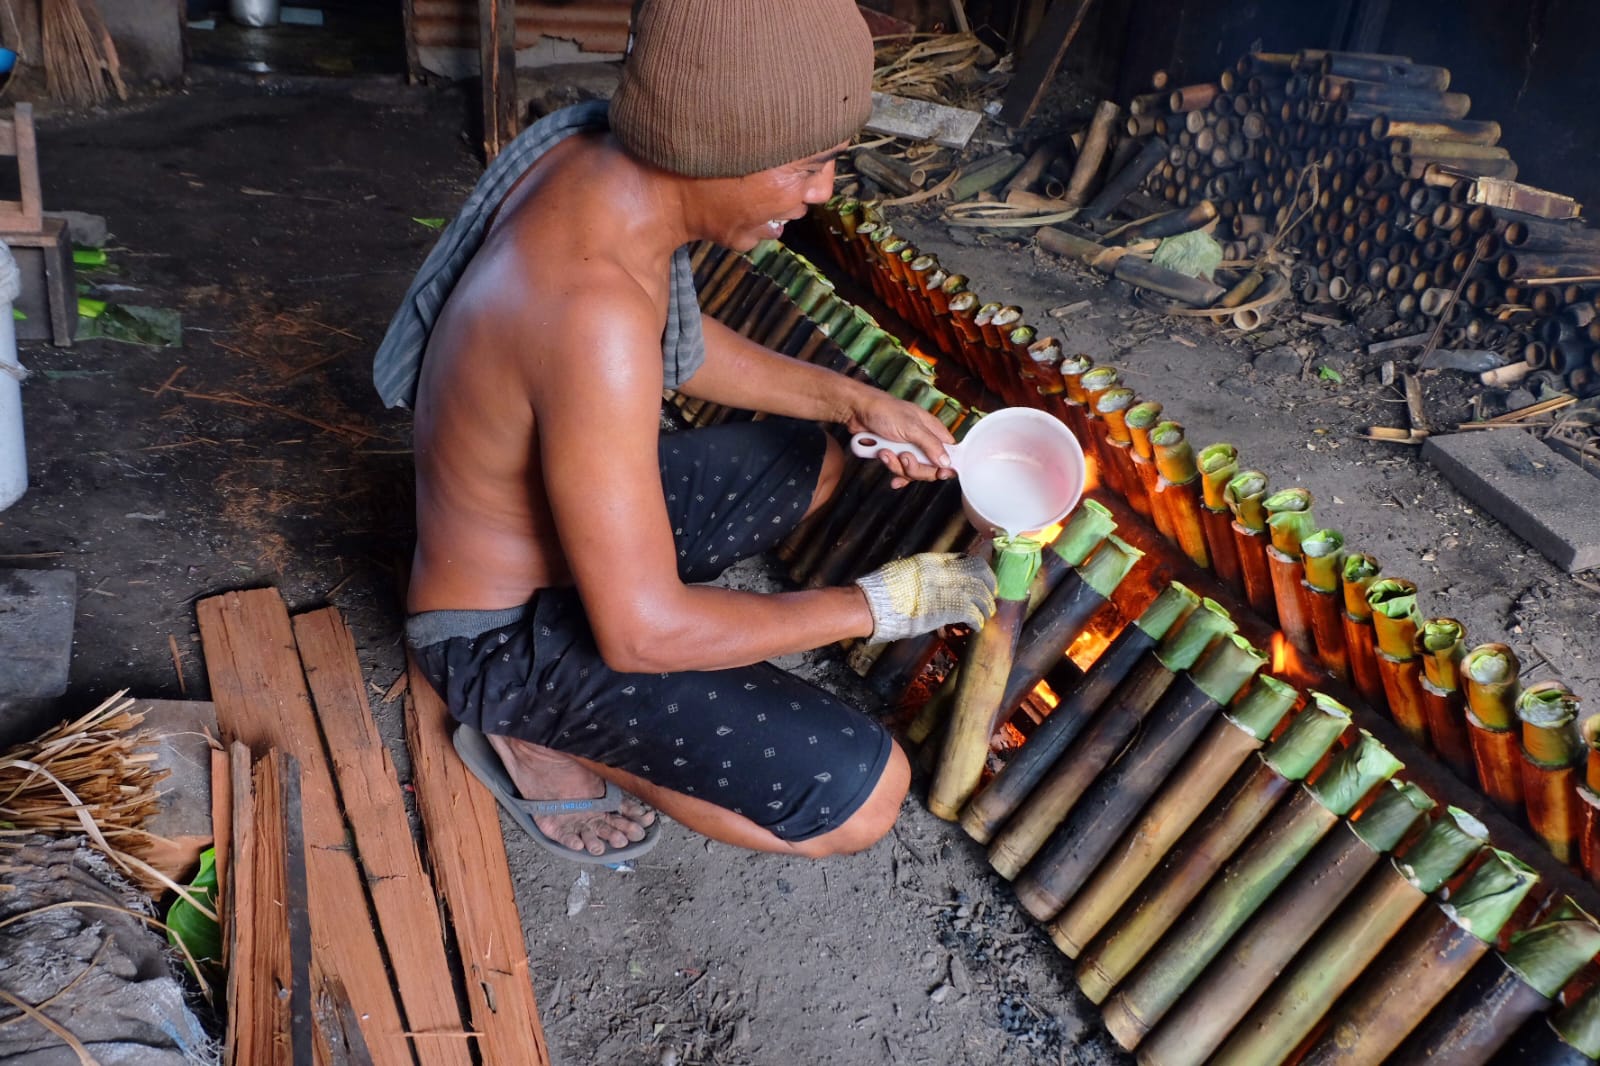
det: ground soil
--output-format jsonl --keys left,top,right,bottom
{"left": 3, "top": 62, "right": 1596, "bottom": 1066}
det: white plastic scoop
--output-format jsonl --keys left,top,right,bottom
{"left": 850, "top": 407, "right": 1087, "bottom": 536}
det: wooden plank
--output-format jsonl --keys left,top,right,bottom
{"left": 223, "top": 744, "right": 259, "bottom": 1066}
{"left": 211, "top": 745, "right": 232, "bottom": 965}
{"left": 865, "top": 91, "right": 982, "bottom": 149}
{"left": 280, "top": 753, "right": 316, "bottom": 1066}
{"left": 196, "top": 589, "right": 413, "bottom": 1066}
{"left": 478, "top": 0, "right": 518, "bottom": 160}
{"left": 405, "top": 658, "right": 552, "bottom": 1066}
{"left": 1000, "top": 0, "right": 1099, "bottom": 129}
{"left": 227, "top": 745, "right": 297, "bottom": 1066}
{"left": 293, "top": 608, "right": 474, "bottom": 1064}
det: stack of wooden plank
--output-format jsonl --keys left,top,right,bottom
{"left": 197, "top": 587, "right": 550, "bottom": 1066}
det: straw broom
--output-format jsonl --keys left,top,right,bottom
{"left": 42, "top": 0, "right": 127, "bottom": 107}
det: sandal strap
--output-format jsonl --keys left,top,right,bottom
{"left": 508, "top": 780, "right": 624, "bottom": 817}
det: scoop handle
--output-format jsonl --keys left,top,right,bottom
{"left": 850, "top": 432, "right": 955, "bottom": 467}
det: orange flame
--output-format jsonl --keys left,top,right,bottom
{"left": 1067, "top": 625, "right": 1116, "bottom": 670}
{"left": 1271, "top": 633, "right": 1290, "bottom": 674}
{"left": 907, "top": 341, "right": 939, "bottom": 365}
{"left": 1031, "top": 679, "right": 1061, "bottom": 710}
{"left": 1081, "top": 454, "right": 1102, "bottom": 493}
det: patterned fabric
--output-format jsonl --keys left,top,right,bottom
{"left": 371, "top": 99, "right": 706, "bottom": 409}
{"left": 409, "top": 419, "right": 895, "bottom": 842}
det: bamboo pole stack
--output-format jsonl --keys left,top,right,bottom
{"left": 1119, "top": 48, "right": 1600, "bottom": 399}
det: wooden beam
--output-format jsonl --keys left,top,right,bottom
{"left": 405, "top": 658, "right": 553, "bottom": 1066}
{"left": 293, "top": 607, "right": 473, "bottom": 1065}
{"left": 479, "top": 0, "right": 518, "bottom": 160}
{"left": 1000, "top": 0, "right": 1099, "bottom": 129}
{"left": 197, "top": 589, "right": 413, "bottom": 1066}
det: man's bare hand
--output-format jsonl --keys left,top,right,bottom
{"left": 845, "top": 390, "right": 957, "bottom": 488}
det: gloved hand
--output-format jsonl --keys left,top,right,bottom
{"left": 854, "top": 552, "right": 998, "bottom": 644}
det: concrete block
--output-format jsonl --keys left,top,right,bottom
{"left": 1423, "top": 431, "right": 1600, "bottom": 573}
{"left": 0, "top": 569, "right": 75, "bottom": 700}
{"left": 44, "top": 210, "right": 108, "bottom": 249}
{"left": 101, "top": 0, "right": 184, "bottom": 85}
{"left": 136, "top": 698, "right": 219, "bottom": 882}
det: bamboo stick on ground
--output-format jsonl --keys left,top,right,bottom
{"left": 1209, "top": 807, "right": 1491, "bottom": 1066}
{"left": 1151, "top": 422, "right": 1211, "bottom": 568}
{"left": 929, "top": 536, "right": 1044, "bottom": 820}
{"left": 1136, "top": 780, "right": 1435, "bottom": 1066}
{"left": 1102, "top": 727, "right": 1405, "bottom": 1050}
{"left": 1046, "top": 675, "right": 1298, "bottom": 957}
{"left": 994, "top": 599, "right": 1237, "bottom": 887}
{"left": 1197, "top": 443, "right": 1244, "bottom": 594}
{"left": 1389, "top": 899, "right": 1600, "bottom": 1066}
{"left": 1418, "top": 618, "right": 1477, "bottom": 782}
{"left": 1488, "top": 975, "right": 1600, "bottom": 1065}
{"left": 1300, "top": 528, "right": 1350, "bottom": 682}
{"left": 1225, "top": 470, "right": 1278, "bottom": 622}
{"left": 1010, "top": 634, "right": 1267, "bottom": 923}
{"left": 1075, "top": 694, "right": 1352, "bottom": 1002}
{"left": 1368, "top": 576, "right": 1430, "bottom": 746}
{"left": 1294, "top": 850, "right": 1541, "bottom": 1066}
{"left": 1263, "top": 488, "right": 1316, "bottom": 652}
{"left": 1341, "top": 553, "right": 1388, "bottom": 710}
{"left": 1517, "top": 681, "right": 1583, "bottom": 865}
{"left": 1465, "top": 642, "right": 1526, "bottom": 817}
{"left": 961, "top": 583, "right": 1199, "bottom": 844}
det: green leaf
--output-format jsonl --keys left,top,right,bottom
{"left": 166, "top": 847, "right": 222, "bottom": 970}
{"left": 412, "top": 216, "right": 447, "bottom": 230}
{"left": 76, "top": 304, "right": 183, "bottom": 346}
{"left": 1150, "top": 230, "right": 1223, "bottom": 282}
{"left": 72, "top": 248, "right": 109, "bottom": 269}
{"left": 1316, "top": 365, "right": 1344, "bottom": 384}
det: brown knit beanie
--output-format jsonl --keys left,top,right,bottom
{"left": 608, "top": 0, "right": 875, "bottom": 178}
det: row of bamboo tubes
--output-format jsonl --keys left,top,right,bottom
{"left": 675, "top": 206, "right": 1600, "bottom": 1062}
{"left": 1122, "top": 48, "right": 1600, "bottom": 399}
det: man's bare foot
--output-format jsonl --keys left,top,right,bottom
{"left": 486, "top": 734, "right": 657, "bottom": 856}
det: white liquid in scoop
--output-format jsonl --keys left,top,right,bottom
{"left": 959, "top": 454, "right": 1070, "bottom": 535}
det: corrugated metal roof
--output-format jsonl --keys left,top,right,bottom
{"left": 411, "top": 0, "right": 632, "bottom": 55}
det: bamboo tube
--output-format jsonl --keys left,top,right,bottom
{"left": 1126, "top": 402, "right": 1175, "bottom": 540}
{"left": 961, "top": 583, "right": 1200, "bottom": 844}
{"left": 1294, "top": 850, "right": 1541, "bottom": 1066}
{"left": 1368, "top": 576, "right": 1430, "bottom": 746}
{"left": 1083, "top": 138, "right": 1171, "bottom": 220}
{"left": 1064, "top": 101, "right": 1122, "bottom": 208}
{"left": 1115, "top": 201, "right": 1220, "bottom": 243}
{"left": 1197, "top": 443, "right": 1244, "bottom": 594}
{"left": 1517, "top": 681, "right": 1583, "bottom": 864}
{"left": 929, "top": 536, "right": 1044, "bottom": 820}
{"left": 1047, "top": 675, "right": 1298, "bottom": 957}
{"left": 1417, "top": 618, "right": 1477, "bottom": 782}
{"left": 1075, "top": 694, "right": 1353, "bottom": 1003}
{"left": 1389, "top": 899, "right": 1600, "bottom": 1066}
{"left": 1170, "top": 84, "right": 1221, "bottom": 113}
{"left": 1340, "top": 553, "right": 1387, "bottom": 710}
{"left": 1225, "top": 470, "right": 1277, "bottom": 622}
{"left": 1263, "top": 488, "right": 1315, "bottom": 653}
{"left": 995, "top": 600, "right": 1237, "bottom": 887}
{"left": 1012, "top": 634, "right": 1267, "bottom": 922}
{"left": 1210, "top": 807, "right": 1490, "bottom": 1066}
{"left": 1582, "top": 716, "right": 1600, "bottom": 882}
{"left": 1151, "top": 422, "right": 1210, "bottom": 568}
{"left": 1080, "top": 366, "right": 1127, "bottom": 497}
{"left": 1028, "top": 497, "right": 1118, "bottom": 605}
{"left": 1488, "top": 976, "right": 1600, "bottom": 1065}
{"left": 1324, "top": 56, "right": 1449, "bottom": 91}
{"left": 1098, "top": 388, "right": 1156, "bottom": 519}
{"left": 1464, "top": 643, "right": 1525, "bottom": 816}
{"left": 1137, "top": 780, "right": 1435, "bottom": 1066}
{"left": 1372, "top": 116, "right": 1499, "bottom": 145}
{"left": 1058, "top": 352, "right": 1095, "bottom": 451}
{"left": 1102, "top": 726, "right": 1404, "bottom": 1050}
{"left": 1300, "top": 529, "right": 1350, "bottom": 681}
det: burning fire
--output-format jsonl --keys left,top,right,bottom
{"left": 1080, "top": 454, "right": 1101, "bottom": 493}
{"left": 1271, "top": 634, "right": 1290, "bottom": 674}
{"left": 907, "top": 341, "right": 939, "bottom": 365}
{"left": 1066, "top": 624, "right": 1116, "bottom": 670}
{"left": 1031, "top": 679, "right": 1060, "bottom": 710}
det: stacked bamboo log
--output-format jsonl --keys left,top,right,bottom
{"left": 1120, "top": 48, "right": 1600, "bottom": 399}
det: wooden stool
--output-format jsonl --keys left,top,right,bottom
{"left": 0, "top": 103, "right": 75, "bottom": 346}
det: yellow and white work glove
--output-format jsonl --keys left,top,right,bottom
{"left": 854, "top": 552, "right": 998, "bottom": 644}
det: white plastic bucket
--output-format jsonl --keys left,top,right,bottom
{"left": 230, "top": 0, "right": 281, "bottom": 27}
{"left": 0, "top": 242, "right": 24, "bottom": 511}
{"left": 851, "top": 407, "right": 1086, "bottom": 536}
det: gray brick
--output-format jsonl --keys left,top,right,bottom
{"left": 0, "top": 569, "right": 75, "bottom": 701}
{"left": 1423, "top": 431, "right": 1600, "bottom": 573}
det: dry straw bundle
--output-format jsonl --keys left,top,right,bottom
{"left": 871, "top": 31, "right": 1003, "bottom": 111}
{"left": 41, "top": 0, "right": 126, "bottom": 106}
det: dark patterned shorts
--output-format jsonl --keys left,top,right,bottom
{"left": 409, "top": 417, "right": 894, "bottom": 842}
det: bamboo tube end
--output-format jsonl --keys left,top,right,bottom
{"left": 957, "top": 805, "right": 996, "bottom": 845}
{"left": 1103, "top": 993, "right": 1149, "bottom": 1051}
{"left": 1048, "top": 918, "right": 1086, "bottom": 958}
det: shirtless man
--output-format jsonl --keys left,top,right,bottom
{"left": 378, "top": 0, "right": 995, "bottom": 863}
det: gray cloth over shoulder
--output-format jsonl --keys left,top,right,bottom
{"left": 372, "top": 99, "right": 706, "bottom": 409}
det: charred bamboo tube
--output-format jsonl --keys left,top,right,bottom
{"left": 1115, "top": 201, "right": 1220, "bottom": 243}
{"left": 929, "top": 536, "right": 1044, "bottom": 820}
{"left": 1496, "top": 249, "right": 1600, "bottom": 281}
{"left": 1036, "top": 228, "right": 1228, "bottom": 306}
{"left": 1583, "top": 716, "right": 1600, "bottom": 882}
{"left": 995, "top": 599, "right": 1236, "bottom": 887}
{"left": 1464, "top": 642, "right": 1525, "bottom": 817}
{"left": 1517, "top": 681, "right": 1583, "bottom": 865}
{"left": 1064, "top": 101, "right": 1122, "bottom": 208}
{"left": 1046, "top": 675, "right": 1298, "bottom": 957}
{"left": 1098, "top": 388, "right": 1155, "bottom": 520}
{"left": 1197, "top": 443, "right": 1244, "bottom": 594}
{"left": 1320, "top": 76, "right": 1472, "bottom": 118}
{"left": 1075, "top": 694, "right": 1353, "bottom": 1003}
{"left": 1341, "top": 553, "right": 1387, "bottom": 710}
{"left": 1028, "top": 497, "right": 1118, "bottom": 604}
{"left": 960, "top": 583, "right": 1199, "bottom": 845}
{"left": 1151, "top": 422, "right": 1211, "bottom": 568}
{"left": 1324, "top": 55, "right": 1449, "bottom": 91}
{"left": 1170, "top": 83, "right": 1221, "bottom": 113}
{"left": 1210, "top": 807, "right": 1490, "bottom": 1066}
{"left": 1372, "top": 116, "right": 1498, "bottom": 144}
{"left": 1301, "top": 529, "right": 1350, "bottom": 682}
{"left": 1488, "top": 974, "right": 1600, "bottom": 1065}
{"left": 1294, "top": 850, "right": 1541, "bottom": 1066}
{"left": 1126, "top": 402, "right": 1175, "bottom": 540}
{"left": 1084, "top": 138, "right": 1171, "bottom": 220}
{"left": 1225, "top": 470, "right": 1277, "bottom": 622}
{"left": 1011, "top": 634, "right": 1267, "bottom": 923}
{"left": 1389, "top": 899, "right": 1600, "bottom": 1066}
{"left": 1418, "top": 618, "right": 1477, "bottom": 783}
{"left": 1137, "top": 780, "right": 1435, "bottom": 1066}
{"left": 1102, "top": 726, "right": 1405, "bottom": 1051}
{"left": 1368, "top": 577, "right": 1429, "bottom": 746}
{"left": 1263, "top": 488, "right": 1315, "bottom": 653}
{"left": 950, "top": 151, "right": 1026, "bottom": 202}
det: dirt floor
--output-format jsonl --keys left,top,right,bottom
{"left": 3, "top": 59, "right": 1597, "bottom": 1066}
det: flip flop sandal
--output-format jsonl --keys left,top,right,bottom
{"left": 452, "top": 724, "right": 662, "bottom": 865}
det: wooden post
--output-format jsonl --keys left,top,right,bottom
{"left": 480, "top": 0, "right": 518, "bottom": 161}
